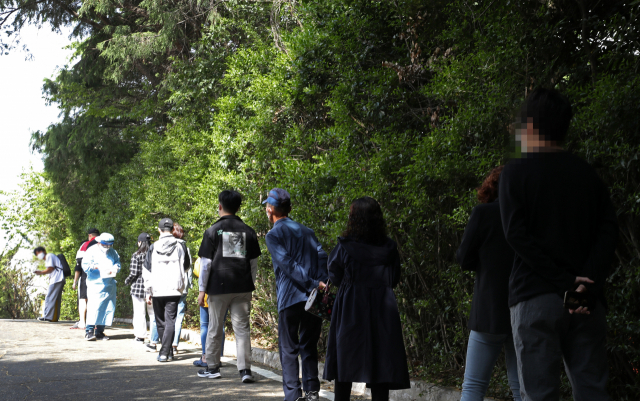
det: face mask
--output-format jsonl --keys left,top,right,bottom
{"left": 37, "top": 253, "right": 45, "bottom": 260}
{"left": 100, "top": 245, "right": 110, "bottom": 253}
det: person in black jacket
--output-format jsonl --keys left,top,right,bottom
{"left": 499, "top": 88, "right": 618, "bottom": 401}
{"left": 323, "top": 197, "right": 410, "bottom": 401}
{"left": 456, "top": 166, "right": 521, "bottom": 401}
{"left": 196, "top": 190, "right": 261, "bottom": 383}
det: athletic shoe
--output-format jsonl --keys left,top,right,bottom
{"left": 96, "top": 335, "right": 110, "bottom": 341}
{"left": 172, "top": 345, "right": 178, "bottom": 355}
{"left": 145, "top": 343, "right": 157, "bottom": 352}
{"left": 70, "top": 322, "right": 80, "bottom": 329}
{"left": 37, "top": 317, "right": 51, "bottom": 322}
{"left": 239, "top": 369, "right": 254, "bottom": 383}
{"left": 158, "top": 355, "right": 169, "bottom": 362}
{"left": 85, "top": 332, "right": 96, "bottom": 341}
{"left": 133, "top": 337, "right": 145, "bottom": 344}
{"left": 305, "top": 391, "right": 320, "bottom": 401}
{"left": 197, "top": 366, "right": 221, "bottom": 379}
{"left": 193, "top": 358, "right": 207, "bottom": 367}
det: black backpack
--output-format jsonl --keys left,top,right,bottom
{"left": 57, "top": 254, "right": 72, "bottom": 278}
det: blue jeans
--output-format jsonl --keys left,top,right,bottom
{"left": 200, "top": 305, "right": 226, "bottom": 357}
{"left": 461, "top": 330, "right": 522, "bottom": 401}
{"left": 86, "top": 324, "right": 105, "bottom": 336}
{"left": 150, "top": 316, "right": 159, "bottom": 343}
{"left": 173, "top": 294, "right": 188, "bottom": 347}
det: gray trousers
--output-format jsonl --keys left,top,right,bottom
{"left": 510, "top": 293, "right": 609, "bottom": 401}
{"left": 44, "top": 280, "right": 65, "bottom": 320}
{"left": 206, "top": 292, "right": 252, "bottom": 370}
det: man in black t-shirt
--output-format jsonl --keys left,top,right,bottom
{"left": 196, "top": 190, "right": 261, "bottom": 383}
{"left": 71, "top": 228, "right": 100, "bottom": 329}
{"left": 499, "top": 89, "right": 618, "bottom": 401}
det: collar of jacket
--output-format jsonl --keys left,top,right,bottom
{"left": 216, "top": 215, "right": 243, "bottom": 224}
{"left": 272, "top": 217, "right": 290, "bottom": 227}
{"left": 159, "top": 232, "right": 174, "bottom": 238}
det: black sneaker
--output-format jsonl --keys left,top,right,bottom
{"left": 239, "top": 369, "right": 254, "bottom": 383}
{"left": 145, "top": 343, "right": 157, "bottom": 352}
{"left": 305, "top": 391, "right": 320, "bottom": 401}
{"left": 85, "top": 332, "right": 96, "bottom": 341}
{"left": 197, "top": 366, "right": 221, "bottom": 379}
{"left": 133, "top": 337, "right": 144, "bottom": 343}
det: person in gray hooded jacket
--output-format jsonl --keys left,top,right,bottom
{"left": 144, "top": 218, "right": 191, "bottom": 362}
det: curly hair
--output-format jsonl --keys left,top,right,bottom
{"left": 342, "top": 197, "right": 387, "bottom": 245}
{"left": 476, "top": 166, "right": 504, "bottom": 203}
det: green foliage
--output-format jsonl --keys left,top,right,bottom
{"left": 0, "top": 246, "right": 39, "bottom": 319}
{"left": 2, "top": 0, "right": 639, "bottom": 398}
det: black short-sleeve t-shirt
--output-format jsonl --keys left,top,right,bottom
{"left": 198, "top": 215, "right": 261, "bottom": 295}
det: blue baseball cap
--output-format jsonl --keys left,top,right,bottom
{"left": 262, "top": 188, "right": 291, "bottom": 208}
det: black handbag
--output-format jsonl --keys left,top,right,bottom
{"left": 304, "top": 281, "right": 336, "bottom": 321}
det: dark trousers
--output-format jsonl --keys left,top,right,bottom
{"left": 278, "top": 301, "right": 323, "bottom": 401}
{"left": 510, "top": 293, "right": 609, "bottom": 401}
{"left": 152, "top": 296, "right": 180, "bottom": 358}
{"left": 334, "top": 382, "right": 390, "bottom": 401}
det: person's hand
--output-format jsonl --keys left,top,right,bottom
{"left": 197, "top": 292, "right": 206, "bottom": 307}
{"left": 574, "top": 276, "right": 594, "bottom": 286}
{"left": 318, "top": 281, "right": 327, "bottom": 290}
{"left": 569, "top": 277, "right": 593, "bottom": 315}
{"left": 146, "top": 294, "right": 152, "bottom": 305}
{"left": 72, "top": 281, "right": 77, "bottom": 290}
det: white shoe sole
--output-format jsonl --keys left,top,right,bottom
{"left": 242, "top": 375, "right": 254, "bottom": 383}
{"left": 198, "top": 372, "right": 221, "bottom": 379}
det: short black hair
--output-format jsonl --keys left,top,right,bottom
{"left": 267, "top": 202, "right": 291, "bottom": 217}
{"left": 219, "top": 190, "right": 242, "bottom": 214}
{"left": 33, "top": 246, "right": 46, "bottom": 255}
{"left": 520, "top": 88, "right": 573, "bottom": 143}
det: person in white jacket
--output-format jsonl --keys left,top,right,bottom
{"left": 82, "top": 233, "right": 121, "bottom": 341}
{"left": 144, "top": 218, "right": 190, "bottom": 362}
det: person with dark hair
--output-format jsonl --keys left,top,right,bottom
{"left": 323, "top": 197, "right": 410, "bottom": 401}
{"left": 144, "top": 218, "right": 191, "bottom": 362}
{"left": 171, "top": 222, "right": 192, "bottom": 354}
{"left": 263, "top": 188, "right": 328, "bottom": 401}
{"left": 500, "top": 88, "right": 618, "bottom": 400}
{"left": 456, "top": 167, "right": 521, "bottom": 401}
{"left": 82, "top": 233, "right": 121, "bottom": 341}
{"left": 71, "top": 228, "right": 100, "bottom": 329}
{"left": 125, "top": 232, "right": 152, "bottom": 343}
{"left": 33, "top": 246, "right": 64, "bottom": 322}
{"left": 196, "top": 190, "right": 261, "bottom": 382}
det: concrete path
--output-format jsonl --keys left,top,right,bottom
{"left": 0, "top": 320, "right": 322, "bottom": 401}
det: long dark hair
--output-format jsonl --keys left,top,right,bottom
{"left": 135, "top": 239, "right": 150, "bottom": 256}
{"left": 342, "top": 197, "right": 387, "bottom": 245}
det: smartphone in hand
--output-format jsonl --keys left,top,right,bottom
{"left": 563, "top": 291, "right": 594, "bottom": 310}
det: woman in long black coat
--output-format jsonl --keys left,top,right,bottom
{"left": 322, "top": 197, "right": 410, "bottom": 401}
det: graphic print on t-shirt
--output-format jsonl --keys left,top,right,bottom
{"left": 222, "top": 232, "right": 246, "bottom": 258}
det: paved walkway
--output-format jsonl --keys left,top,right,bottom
{"left": 0, "top": 320, "right": 322, "bottom": 401}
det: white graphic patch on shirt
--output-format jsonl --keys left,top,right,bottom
{"left": 222, "top": 232, "right": 247, "bottom": 258}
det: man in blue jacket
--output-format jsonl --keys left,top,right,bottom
{"left": 264, "top": 188, "right": 328, "bottom": 401}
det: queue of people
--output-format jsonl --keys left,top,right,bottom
{"left": 32, "top": 87, "right": 618, "bottom": 401}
